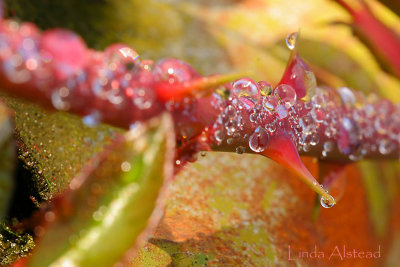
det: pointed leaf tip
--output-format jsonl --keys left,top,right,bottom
{"left": 261, "top": 132, "right": 335, "bottom": 204}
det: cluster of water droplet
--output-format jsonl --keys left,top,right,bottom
{"left": 212, "top": 75, "right": 400, "bottom": 161}
{"left": 210, "top": 33, "right": 400, "bottom": 164}
{"left": 0, "top": 19, "right": 171, "bottom": 128}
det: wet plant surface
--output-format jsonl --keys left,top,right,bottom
{"left": 1, "top": 0, "right": 400, "bottom": 266}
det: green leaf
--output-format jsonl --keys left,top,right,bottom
{"left": 0, "top": 101, "right": 15, "bottom": 220}
{"left": 0, "top": 95, "right": 120, "bottom": 200}
{"left": 27, "top": 113, "right": 174, "bottom": 267}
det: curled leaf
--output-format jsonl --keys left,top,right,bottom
{"left": 26, "top": 113, "right": 175, "bottom": 267}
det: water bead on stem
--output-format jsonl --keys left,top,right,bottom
{"left": 103, "top": 44, "right": 140, "bottom": 72}
{"left": 40, "top": 29, "right": 88, "bottom": 80}
{"left": 274, "top": 84, "right": 296, "bottom": 108}
{"left": 153, "top": 58, "right": 200, "bottom": 83}
{"left": 263, "top": 95, "right": 279, "bottom": 112}
{"left": 232, "top": 78, "right": 260, "bottom": 109}
{"left": 249, "top": 126, "right": 270, "bottom": 152}
{"left": 258, "top": 81, "right": 273, "bottom": 96}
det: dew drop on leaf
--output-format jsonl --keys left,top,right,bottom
{"left": 249, "top": 126, "right": 269, "bottom": 152}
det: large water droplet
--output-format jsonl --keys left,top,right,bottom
{"left": 249, "top": 126, "right": 269, "bottom": 152}
{"left": 104, "top": 44, "right": 140, "bottom": 71}
{"left": 153, "top": 58, "right": 200, "bottom": 83}
{"left": 286, "top": 32, "right": 298, "bottom": 50}
{"left": 320, "top": 195, "right": 335, "bottom": 208}
{"left": 232, "top": 78, "right": 260, "bottom": 109}
{"left": 274, "top": 84, "right": 296, "bottom": 108}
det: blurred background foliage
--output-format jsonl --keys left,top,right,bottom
{"left": 1, "top": 0, "right": 400, "bottom": 266}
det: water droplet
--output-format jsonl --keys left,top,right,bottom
{"left": 337, "top": 118, "right": 361, "bottom": 155}
{"left": 153, "top": 58, "right": 200, "bottom": 83}
{"left": 249, "top": 126, "right": 269, "bottom": 152}
{"left": 299, "top": 115, "right": 315, "bottom": 135}
{"left": 232, "top": 78, "right": 260, "bottom": 108}
{"left": 121, "top": 161, "right": 131, "bottom": 172}
{"left": 320, "top": 195, "right": 335, "bottom": 208}
{"left": 274, "top": 84, "right": 296, "bottom": 108}
{"left": 41, "top": 29, "right": 87, "bottom": 80}
{"left": 276, "top": 105, "right": 288, "bottom": 119}
{"left": 104, "top": 44, "right": 140, "bottom": 71}
{"left": 263, "top": 95, "right": 279, "bottom": 112}
{"left": 82, "top": 111, "right": 101, "bottom": 127}
{"left": 338, "top": 87, "right": 356, "bottom": 109}
{"left": 258, "top": 81, "right": 273, "bottom": 96}
{"left": 51, "top": 87, "right": 70, "bottom": 110}
{"left": 132, "top": 87, "right": 155, "bottom": 110}
{"left": 286, "top": 32, "right": 298, "bottom": 50}
{"left": 236, "top": 146, "right": 245, "bottom": 154}
{"left": 379, "top": 139, "right": 395, "bottom": 155}
{"left": 214, "top": 129, "right": 225, "bottom": 142}
{"left": 310, "top": 133, "right": 320, "bottom": 146}
{"left": 215, "top": 86, "right": 230, "bottom": 100}
{"left": 323, "top": 141, "right": 334, "bottom": 152}
{"left": 301, "top": 71, "right": 317, "bottom": 101}
{"left": 311, "top": 107, "right": 325, "bottom": 123}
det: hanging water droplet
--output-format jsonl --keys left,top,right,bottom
{"left": 249, "top": 126, "right": 269, "bottom": 152}
{"left": 286, "top": 32, "right": 298, "bottom": 50}
{"left": 320, "top": 195, "right": 335, "bottom": 208}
